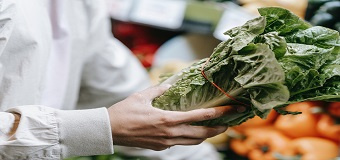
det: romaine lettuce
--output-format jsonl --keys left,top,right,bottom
{"left": 152, "top": 7, "right": 340, "bottom": 126}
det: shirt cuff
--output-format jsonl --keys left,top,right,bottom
{"left": 0, "top": 112, "right": 15, "bottom": 139}
{"left": 55, "top": 107, "right": 114, "bottom": 158}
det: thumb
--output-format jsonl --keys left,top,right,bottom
{"left": 165, "top": 105, "right": 247, "bottom": 124}
{"left": 139, "top": 84, "right": 171, "bottom": 100}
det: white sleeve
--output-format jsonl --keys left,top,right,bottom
{"left": 0, "top": 106, "right": 113, "bottom": 159}
{"left": 0, "top": 0, "right": 115, "bottom": 159}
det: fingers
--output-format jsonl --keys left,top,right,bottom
{"left": 159, "top": 137, "right": 205, "bottom": 146}
{"left": 163, "top": 125, "right": 228, "bottom": 139}
{"left": 138, "top": 84, "right": 171, "bottom": 100}
{"left": 165, "top": 105, "right": 246, "bottom": 124}
{"left": 114, "top": 136, "right": 206, "bottom": 151}
{"left": 182, "top": 125, "right": 227, "bottom": 138}
{"left": 114, "top": 125, "right": 227, "bottom": 151}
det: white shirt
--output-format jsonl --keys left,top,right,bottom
{"left": 0, "top": 0, "right": 150, "bottom": 159}
{"left": 41, "top": 0, "right": 72, "bottom": 109}
{"left": 0, "top": 0, "right": 221, "bottom": 159}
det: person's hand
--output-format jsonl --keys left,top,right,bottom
{"left": 107, "top": 85, "right": 245, "bottom": 151}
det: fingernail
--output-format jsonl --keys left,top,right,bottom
{"left": 218, "top": 126, "right": 228, "bottom": 131}
{"left": 160, "top": 84, "right": 171, "bottom": 89}
{"left": 237, "top": 106, "right": 246, "bottom": 113}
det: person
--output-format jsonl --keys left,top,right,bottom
{"left": 0, "top": 0, "right": 243, "bottom": 159}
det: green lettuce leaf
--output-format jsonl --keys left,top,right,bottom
{"left": 254, "top": 32, "right": 287, "bottom": 59}
{"left": 152, "top": 7, "right": 339, "bottom": 126}
{"left": 153, "top": 42, "right": 289, "bottom": 125}
{"left": 285, "top": 26, "right": 340, "bottom": 49}
{"left": 258, "top": 7, "right": 311, "bottom": 35}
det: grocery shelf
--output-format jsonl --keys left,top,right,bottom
{"left": 107, "top": 0, "right": 256, "bottom": 39}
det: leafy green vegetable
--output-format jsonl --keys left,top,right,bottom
{"left": 308, "top": 1, "right": 340, "bottom": 31}
{"left": 285, "top": 26, "right": 340, "bottom": 49}
{"left": 254, "top": 32, "right": 287, "bottom": 59}
{"left": 258, "top": 7, "right": 311, "bottom": 35}
{"left": 152, "top": 7, "right": 340, "bottom": 126}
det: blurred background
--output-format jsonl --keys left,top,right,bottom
{"left": 69, "top": 0, "right": 339, "bottom": 159}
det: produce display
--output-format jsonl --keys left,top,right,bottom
{"left": 152, "top": 7, "right": 339, "bottom": 126}
{"left": 229, "top": 101, "right": 339, "bottom": 160}
{"left": 67, "top": 4, "right": 339, "bottom": 160}
{"left": 65, "top": 153, "right": 148, "bottom": 160}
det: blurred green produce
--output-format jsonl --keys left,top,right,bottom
{"left": 305, "top": 0, "right": 340, "bottom": 31}
{"left": 65, "top": 153, "right": 150, "bottom": 160}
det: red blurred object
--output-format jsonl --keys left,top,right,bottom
{"left": 328, "top": 102, "right": 340, "bottom": 117}
{"left": 112, "top": 20, "right": 180, "bottom": 68}
{"left": 131, "top": 44, "right": 159, "bottom": 68}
